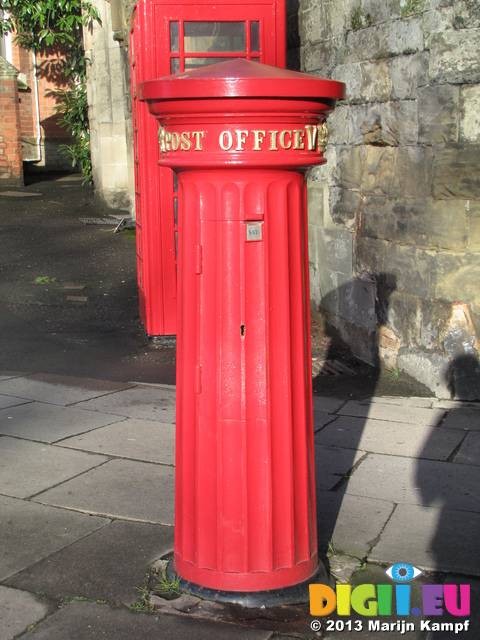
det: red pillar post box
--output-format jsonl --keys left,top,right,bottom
{"left": 139, "top": 59, "right": 344, "bottom": 601}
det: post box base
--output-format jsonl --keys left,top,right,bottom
{"left": 166, "top": 558, "right": 331, "bottom": 607}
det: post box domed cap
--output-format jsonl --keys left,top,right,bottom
{"left": 138, "top": 58, "right": 344, "bottom": 102}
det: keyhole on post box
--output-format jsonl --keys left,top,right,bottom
{"left": 240, "top": 325, "right": 246, "bottom": 337}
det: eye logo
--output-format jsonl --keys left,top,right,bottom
{"left": 385, "top": 563, "right": 423, "bottom": 582}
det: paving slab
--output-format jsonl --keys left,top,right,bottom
{"left": 314, "top": 415, "right": 464, "bottom": 460}
{"left": 0, "top": 437, "right": 108, "bottom": 498}
{"left": 453, "top": 431, "right": 480, "bottom": 465}
{"left": 312, "top": 396, "right": 346, "bottom": 414}
{"left": 0, "top": 495, "right": 107, "bottom": 580}
{"left": 5, "top": 521, "right": 174, "bottom": 606}
{"left": 0, "top": 402, "right": 127, "bottom": 443}
{"left": 0, "top": 395, "right": 30, "bottom": 410}
{"left": 0, "top": 374, "right": 132, "bottom": 406}
{"left": 370, "top": 503, "right": 480, "bottom": 576}
{"left": 20, "top": 600, "right": 274, "bottom": 640}
{"left": 338, "top": 399, "right": 445, "bottom": 427}
{"left": 321, "top": 563, "right": 444, "bottom": 640}
{"left": 434, "top": 399, "right": 480, "bottom": 411}
{"left": 33, "top": 458, "right": 175, "bottom": 524}
{"left": 312, "top": 410, "right": 337, "bottom": 431}
{"left": 344, "top": 454, "right": 480, "bottom": 512}
{"left": 365, "top": 396, "right": 435, "bottom": 408}
{"left": 0, "top": 585, "right": 50, "bottom": 640}
{"left": 426, "top": 575, "right": 480, "bottom": 639}
{"left": 59, "top": 418, "right": 175, "bottom": 465}
{"left": 314, "top": 444, "right": 366, "bottom": 491}
{"left": 442, "top": 408, "right": 480, "bottom": 431}
{"left": 76, "top": 386, "right": 176, "bottom": 423}
{"left": 316, "top": 491, "right": 395, "bottom": 557}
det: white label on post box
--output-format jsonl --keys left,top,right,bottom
{"left": 246, "top": 222, "right": 263, "bottom": 242}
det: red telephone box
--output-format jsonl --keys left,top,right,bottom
{"left": 130, "top": 0, "right": 286, "bottom": 338}
{"left": 139, "top": 59, "right": 344, "bottom": 601}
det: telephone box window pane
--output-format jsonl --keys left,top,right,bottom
{"left": 184, "top": 56, "right": 233, "bottom": 70}
{"left": 170, "top": 22, "right": 179, "bottom": 52}
{"left": 184, "top": 22, "right": 246, "bottom": 53}
{"left": 170, "top": 58, "right": 180, "bottom": 74}
{"left": 250, "top": 22, "right": 260, "bottom": 52}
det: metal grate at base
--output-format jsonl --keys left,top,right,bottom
{"left": 312, "top": 359, "right": 356, "bottom": 377}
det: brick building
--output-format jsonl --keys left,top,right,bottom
{"left": 0, "top": 29, "right": 74, "bottom": 187}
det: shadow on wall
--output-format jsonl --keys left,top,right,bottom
{"left": 447, "top": 353, "right": 480, "bottom": 402}
{"left": 315, "top": 272, "right": 397, "bottom": 370}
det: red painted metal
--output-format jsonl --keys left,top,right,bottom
{"left": 130, "top": 0, "right": 286, "bottom": 337}
{"left": 140, "top": 60, "right": 344, "bottom": 592}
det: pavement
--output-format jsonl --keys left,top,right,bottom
{"left": 0, "top": 175, "right": 479, "bottom": 639}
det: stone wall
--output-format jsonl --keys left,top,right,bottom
{"left": 300, "top": 0, "right": 480, "bottom": 399}
{"left": 83, "top": 0, "right": 135, "bottom": 211}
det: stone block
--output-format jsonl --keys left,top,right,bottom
{"left": 317, "top": 225, "right": 354, "bottom": 275}
{"left": 362, "top": 197, "right": 467, "bottom": 251}
{"left": 301, "top": 1, "right": 346, "bottom": 43}
{"left": 391, "top": 52, "right": 429, "bottom": 100}
{"left": 398, "top": 348, "right": 451, "bottom": 398}
{"left": 337, "top": 145, "right": 365, "bottom": 189}
{"left": 330, "top": 186, "right": 361, "bottom": 227}
{"left": 344, "top": 26, "right": 386, "bottom": 63}
{"left": 388, "top": 292, "right": 423, "bottom": 347}
{"left": 301, "top": 35, "right": 343, "bottom": 76}
{"left": 384, "top": 15, "right": 424, "bottom": 56}
{"left": 385, "top": 242, "right": 437, "bottom": 297}
{"left": 435, "top": 250, "right": 480, "bottom": 310}
{"left": 360, "top": 59, "right": 392, "bottom": 102}
{"left": 460, "top": 83, "right": 480, "bottom": 142}
{"left": 320, "top": 276, "right": 376, "bottom": 332}
{"left": 324, "top": 104, "right": 354, "bottom": 145}
{"left": 355, "top": 235, "right": 387, "bottom": 275}
{"left": 418, "top": 298, "right": 453, "bottom": 352}
{"left": 306, "top": 180, "right": 328, "bottom": 227}
{"left": 468, "top": 200, "right": 480, "bottom": 250}
{"left": 364, "top": 146, "right": 433, "bottom": 199}
{"left": 376, "top": 100, "right": 419, "bottom": 146}
{"left": 451, "top": 0, "right": 480, "bottom": 29}
{"left": 330, "top": 62, "right": 363, "bottom": 104}
{"left": 377, "top": 324, "right": 402, "bottom": 370}
{"left": 429, "top": 29, "right": 480, "bottom": 84}
{"left": 418, "top": 84, "right": 460, "bottom": 144}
